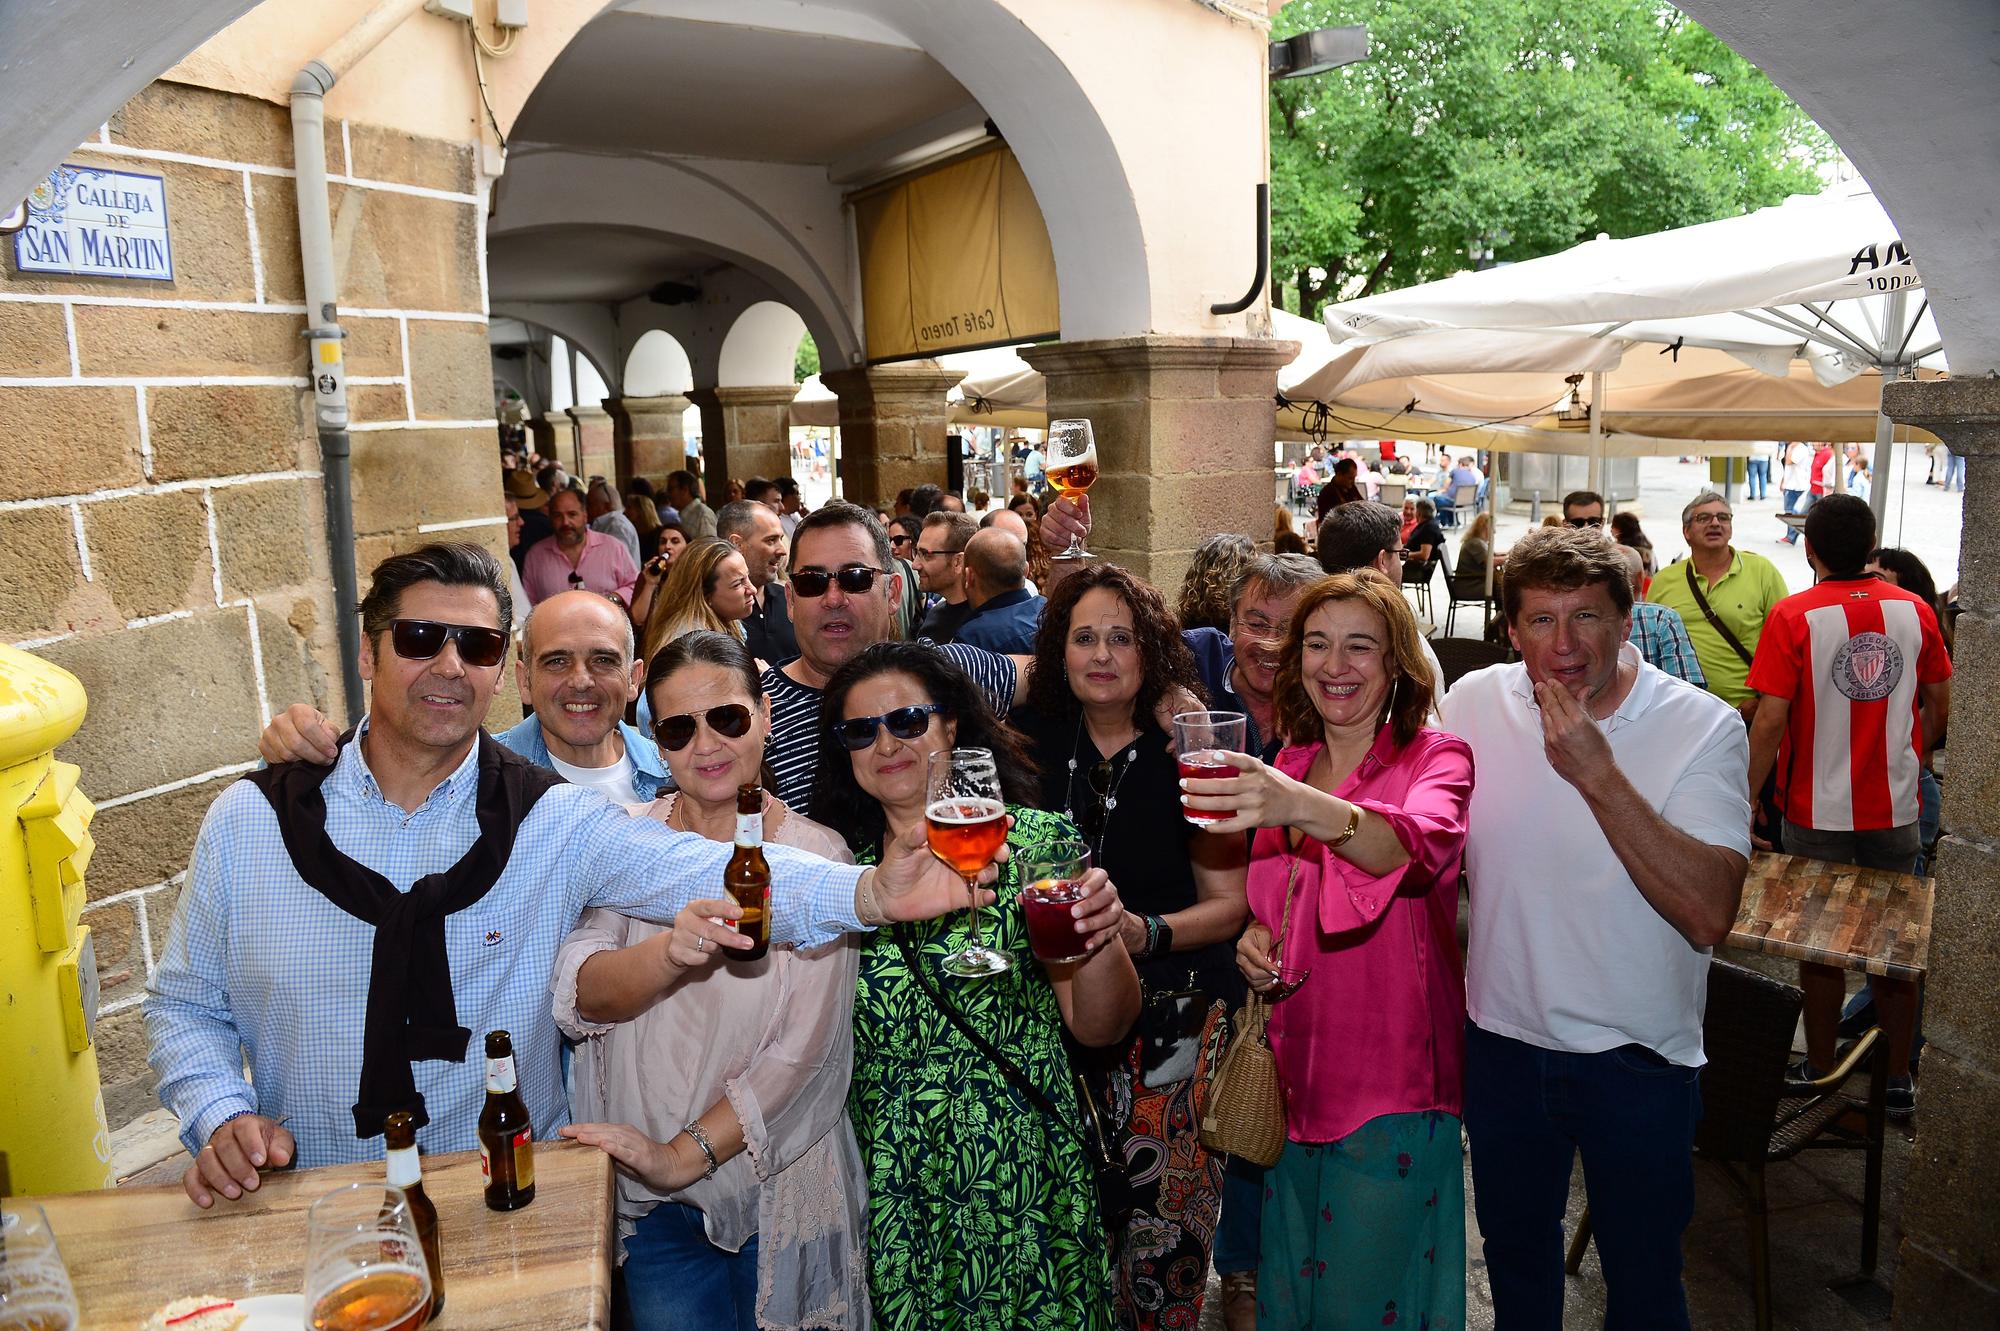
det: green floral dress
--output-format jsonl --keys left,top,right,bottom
{"left": 850, "top": 805, "right": 1113, "bottom": 1331}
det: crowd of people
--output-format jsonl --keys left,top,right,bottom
{"left": 141, "top": 442, "right": 1954, "bottom": 1331}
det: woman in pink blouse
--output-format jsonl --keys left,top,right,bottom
{"left": 1182, "top": 570, "right": 1472, "bottom": 1330}
{"left": 554, "top": 630, "right": 868, "bottom": 1331}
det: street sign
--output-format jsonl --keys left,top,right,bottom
{"left": 13, "top": 163, "right": 173, "bottom": 281}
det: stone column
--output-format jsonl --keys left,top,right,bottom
{"left": 684, "top": 385, "right": 797, "bottom": 498}
{"left": 686, "top": 387, "right": 726, "bottom": 502}
{"left": 603, "top": 393, "right": 690, "bottom": 488}
{"left": 822, "top": 362, "right": 967, "bottom": 508}
{"left": 1879, "top": 376, "right": 2000, "bottom": 1329}
{"left": 539, "top": 411, "right": 576, "bottom": 473}
{"left": 1019, "top": 336, "right": 1295, "bottom": 589}
{"left": 525, "top": 411, "right": 558, "bottom": 460}
{"left": 566, "top": 404, "right": 616, "bottom": 484}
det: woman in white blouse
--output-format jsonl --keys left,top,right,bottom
{"left": 556, "top": 629, "right": 868, "bottom": 1331}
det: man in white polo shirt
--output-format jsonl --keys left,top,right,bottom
{"left": 1444, "top": 526, "right": 1751, "bottom": 1331}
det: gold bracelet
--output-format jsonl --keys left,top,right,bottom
{"left": 1330, "top": 803, "right": 1362, "bottom": 848}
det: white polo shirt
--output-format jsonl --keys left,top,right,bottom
{"left": 1443, "top": 648, "right": 1751, "bottom": 1066}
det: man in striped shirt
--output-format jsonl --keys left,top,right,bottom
{"left": 1746, "top": 494, "right": 1951, "bottom": 1116}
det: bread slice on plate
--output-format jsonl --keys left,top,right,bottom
{"left": 141, "top": 1296, "right": 247, "bottom": 1331}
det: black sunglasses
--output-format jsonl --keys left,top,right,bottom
{"left": 1565, "top": 515, "right": 1604, "bottom": 528}
{"left": 832, "top": 704, "right": 945, "bottom": 751}
{"left": 567, "top": 570, "right": 585, "bottom": 587}
{"left": 653, "top": 703, "right": 755, "bottom": 752}
{"left": 388, "top": 619, "right": 508, "bottom": 668}
{"left": 791, "top": 566, "right": 885, "bottom": 599}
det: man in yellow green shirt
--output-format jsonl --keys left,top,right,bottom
{"left": 1646, "top": 490, "right": 1789, "bottom": 709}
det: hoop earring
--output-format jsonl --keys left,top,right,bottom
{"left": 1381, "top": 675, "right": 1399, "bottom": 728}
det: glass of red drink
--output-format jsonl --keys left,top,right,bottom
{"left": 926, "top": 747, "right": 1014, "bottom": 978}
{"left": 1019, "top": 839, "right": 1092, "bottom": 963}
{"left": 1173, "top": 710, "right": 1248, "bottom": 826}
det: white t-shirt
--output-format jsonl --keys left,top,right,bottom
{"left": 1442, "top": 648, "right": 1751, "bottom": 1066}
{"left": 1779, "top": 441, "right": 1812, "bottom": 492}
{"left": 548, "top": 749, "right": 645, "bottom": 808}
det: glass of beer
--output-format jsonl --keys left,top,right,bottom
{"left": 1173, "top": 711, "right": 1248, "bottom": 826}
{"left": 305, "top": 1183, "right": 433, "bottom": 1331}
{"left": 1019, "top": 839, "right": 1091, "bottom": 964}
{"left": 926, "top": 747, "right": 1013, "bottom": 978}
{"left": 0, "top": 1202, "right": 79, "bottom": 1331}
{"left": 1046, "top": 418, "right": 1099, "bottom": 561}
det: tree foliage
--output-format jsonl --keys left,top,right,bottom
{"left": 1270, "top": 0, "right": 1836, "bottom": 317}
{"left": 794, "top": 333, "right": 820, "bottom": 384}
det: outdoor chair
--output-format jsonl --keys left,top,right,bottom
{"left": 1564, "top": 959, "right": 1888, "bottom": 1331}
{"left": 1431, "top": 635, "right": 1512, "bottom": 686}
{"left": 1441, "top": 546, "right": 1500, "bottom": 636}
{"left": 1402, "top": 548, "right": 1442, "bottom": 622}
{"left": 1377, "top": 478, "right": 1408, "bottom": 508}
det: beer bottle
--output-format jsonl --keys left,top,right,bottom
{"left": 383, "top": 1111, "right": 444, "bottom": 1323}
{"left": 723, "top": 783, "right": 772, "bottom": 962}
{"left": 478, "top": 1030, "right": 536, "bottom": 1211}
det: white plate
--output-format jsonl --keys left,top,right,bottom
{"left": 236, "top": 1294, "right": 306, "bottom": 1329}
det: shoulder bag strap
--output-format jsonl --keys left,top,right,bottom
{"left": 892, "top": 929, "right": 1098, "bottom": 1158}
{"left": 1684, "top": 561, "right": 1756, "bottom": 669}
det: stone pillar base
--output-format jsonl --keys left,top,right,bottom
{"left": 604, "top": 394, "right": 691, "bottom": 488}
{"left": 567, "top": 405, "right": 616, "bottom": 485}
{"left": 823, "top": 362, "right": 968, "bottom": 507}
{"left": 687, "top": 385, "right": 796, "bottom": 499}
{"left": 1880, "top": 375, "right": 2000, "bottom": 1331}
{"left": 1019, "top": 335, "right": 1296, "bottom": 588}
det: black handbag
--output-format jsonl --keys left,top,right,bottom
{"left": 894, "top": 930, "right": 1135, "bottom": 1231}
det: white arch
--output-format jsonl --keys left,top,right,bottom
{"left": 717, "top": 301, "right": 807, "bottom": 388}
{"left": 625, "top": 329, "right": 694, "bottom": 397}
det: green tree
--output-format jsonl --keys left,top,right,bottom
{"left": 1270, "top": 0, "right": 1835, "bottom": 319}
{"left": 794, "top": 333, "right": 820, "bottom": 383}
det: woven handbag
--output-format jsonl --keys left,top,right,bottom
{"left": 1198, "top": 853, "right": 1300, "bottom": 1166}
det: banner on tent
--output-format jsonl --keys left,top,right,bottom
{"left": 851, "top": 144, "right": 1059, "bottom": 363}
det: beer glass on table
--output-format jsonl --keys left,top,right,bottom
{"left": 1019, "top": 838, "right": 1091, "bottom": 964}
{"left": 1172, "top": 711, "right": 1248, "bottom": 826}
{"left": 0, "top": 1202, "right": 78, "bottom": 1331}
{"left": 1046, "top": 419, "right": 1098, "bottom": 561}
{"left": 926, "top": 747, "right": 1013, "bottom": 978}
{"left": 304, "top": 1183, "right": 432, "bottom": 1331}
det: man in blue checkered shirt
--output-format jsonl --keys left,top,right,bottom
{"left": 1628, "top": 601, "right": 1707, "bottom": 687}
{"left": 145, "top": 542, "right": 1016, "bottom": 1208}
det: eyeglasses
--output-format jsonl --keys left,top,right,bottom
{"left": 1565, "top": 515, "right": 1604, "bottom": 528}
{"left": 1688, "top": 512, "right": 1734, "bottom": 526}
{"left": 388, "top": 619, "right": 508, "bottom": 668}
{"left": 791, "top": 565, "right": 885, "bottom": 598}
{"left": 653, "top": 703, "right": 754, "bottom": 752}
{"left": 915, "top": 546, "right": 961, "bottom": 562}
{"left": 567, "top": 570, "right": 585, "bottom": 587}
{"left": 832, "top": 703, "right": 945, "bottom": 751}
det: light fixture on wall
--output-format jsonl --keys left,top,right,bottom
{"left": 1270, "top": 27, "right": 1368, "bottom": 79}
{"left": 1556, "top": 373, "right": 1591, "bottom": 427}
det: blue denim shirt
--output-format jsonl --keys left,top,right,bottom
{"left": 952, "top": 587, "right": 1046, "bottom": 655}
{"left": 496, "top": 713, "right": 673, "bottom": 801}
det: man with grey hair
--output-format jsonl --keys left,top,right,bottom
{"left": 1181, "top": 551, "right": 1324, "bottom": 760}
{"left": 1645, "top": 488, "right": 1788, "bottom": 710}
{"left": 586, "top": 479, "right": 643, "bottom": 565}
{"left": 953, "top": 527, "right": 1045, "bottom": 654}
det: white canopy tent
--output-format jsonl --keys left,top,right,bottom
{"left": 1318, "top": 179, "right": 1948, "bottom": 525}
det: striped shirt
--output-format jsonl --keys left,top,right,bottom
{"left": 144, "top": 725, "right": 868, "bottom": 1168}
{"left": 760, "top": 644, "right": 1018, "bottom": 811}
{"left": 1746, "top": 576, "right": 1951, "bottom": 831}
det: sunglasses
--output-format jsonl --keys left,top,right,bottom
{"left": 791, "top": 566, "right": 885, "bottom": 599}
{"left": 388, "top": 619, "right": 508, "bottom": 668}
{"left": 653, "top": 703, "right": 755, "bottom": 752}
{"left": 1565, "top": 516, "right": 1604, "bottom": 528}
{"left": 832, "top": 703, "right": 945, "bottom": 751}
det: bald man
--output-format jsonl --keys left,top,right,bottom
{"left": 978, "top": 507, "right": 1042, "bottom": 594}
{"left": 953, "top": 526, "right": 1046, "bottom": 654}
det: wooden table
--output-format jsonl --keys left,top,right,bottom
{"left": 29, "top": 1139, "right": 614, "bottom": 1330}
{"left": 1728, "top": 851, "right": 1934, "bottom": 981}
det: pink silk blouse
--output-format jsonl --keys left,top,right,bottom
{"left": 1248, "top": 726, "right": 1473, "bottom": 1144}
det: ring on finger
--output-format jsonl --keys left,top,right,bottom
{"left": 696, "top": 934, "right": 709, "bottom": 953}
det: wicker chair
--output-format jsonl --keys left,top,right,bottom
{"left": 1564, "top": 960, "right": 1888, "bottom": 1331}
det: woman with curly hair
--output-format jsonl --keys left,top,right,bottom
{"left": 1024, "top": 563, "right": 1249, "bottom": 1330}
{"left": 1176, "top": 532, "right": 1259, "bottom": 633}
{"left": 809, "top": 641, "right": 1140, "bottom": 1330}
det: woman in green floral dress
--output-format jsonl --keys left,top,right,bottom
{"left": 810, "top": 641, "right": 1142, "bottom": 1330}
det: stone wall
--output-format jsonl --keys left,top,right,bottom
{"left": 0, "top": 80, "right": 508, "bottom": 1130}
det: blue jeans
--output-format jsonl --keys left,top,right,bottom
{"left": 1780, "top": 488, "right": 1813, "bottom": 542}
{"left": 1745, "top": 458, "right": 1770, "bottom": 500}
{"left": 617, "top": 1202, "right": 759, "bottom": 1331}
{"left": 1211, "top": 1152, "right": 1265, "bottom": 1275}
{"left": 1941, "top": 448, "right": 1965, "bottom": 491}
{"left": 1464, "top": 1023, "right": 1701, "bottom": 1331}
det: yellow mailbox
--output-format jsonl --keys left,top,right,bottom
{"left": 0, "top": 642, "right": 115, "bottom": 1192}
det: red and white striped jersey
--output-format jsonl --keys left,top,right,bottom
{"left": 1747, "top": 576, "right": 1951, "bottom": 832}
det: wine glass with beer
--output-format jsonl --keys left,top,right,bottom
{"left": 304, "top": 1183, "right": 433, "bottom": 1331}
{"left": 926, "top": 747, "right": 1013, "bottom": 978}
{"left": 1045, "top": 418, "right": 1098, "bottom": 561}
{"left": 0, "top": 1201, "right": 79, "bottom": 1331}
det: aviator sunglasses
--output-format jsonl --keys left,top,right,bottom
{"left": 388, "top": 619, "right": 508, "bottom": 668}
{"left": 653, "top": 703, "right": 755, "bottom": 752}
{"left": 791, "top": 565, "right": 885, "bottom": 598}
{"left": 832, "top": 703, "right": 946, "bottom": 751}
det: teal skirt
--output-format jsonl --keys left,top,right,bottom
{"left": 1259, "top": 1111, "right": 1466, "bottom": 1330}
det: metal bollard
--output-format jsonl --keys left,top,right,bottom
{"left": 0, "top": 644, "right": 114, "bottom": 1193}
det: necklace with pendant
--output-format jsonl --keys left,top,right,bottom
{"left": 1065, "top": 715, "right": 1138, "bottom": 860}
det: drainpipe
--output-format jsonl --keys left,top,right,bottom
{"left": 291, "top": 0, "right": 430, "bottom": 722}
